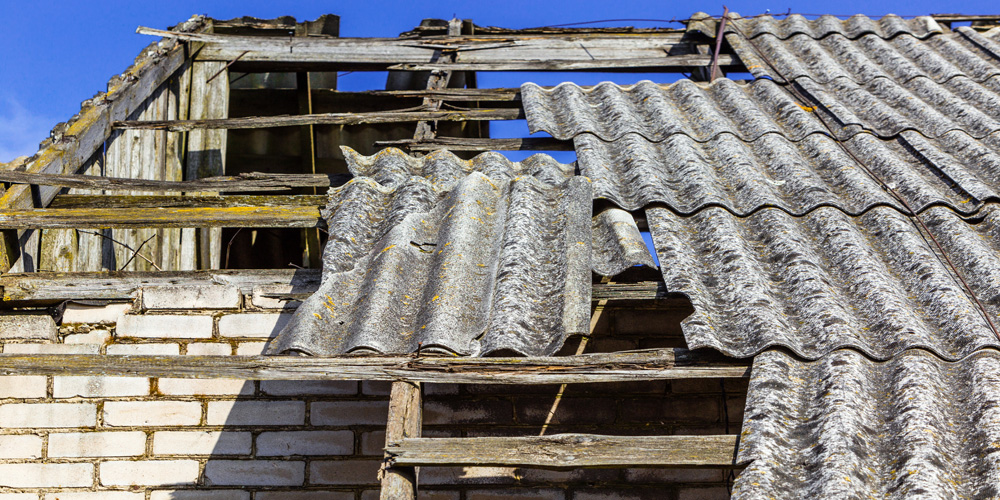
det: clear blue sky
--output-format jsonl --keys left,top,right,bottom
{"left": 1, "top": 0, "right": 996, "bottom": 162}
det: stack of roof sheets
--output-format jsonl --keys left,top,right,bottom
{"left": 521, "top": 14, "right": 1000, "bottom": 497}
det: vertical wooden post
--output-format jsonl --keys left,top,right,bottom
{"left": 186, "top": 60, "right": 229, "bottom": 270}
{"left": 381, "top": 381, "right": 422, "bottom": 500}
{"left": 410, "top": 19, "right": 462, "bottom": 152}
{"left": 296, "top": 71, "right": 322, "bottom": 270}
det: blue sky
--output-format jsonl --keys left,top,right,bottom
{"left": 1, "top": 0, "right": 996, "bottom": 162}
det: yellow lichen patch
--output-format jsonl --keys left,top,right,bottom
{"left": 380, "top": 245, "right": 396, "bottom": 254}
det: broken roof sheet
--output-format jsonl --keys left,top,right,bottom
{"left": 734, "top": 348, "right": 1000, "bottom": 499}
{"left": 646, "top": 203, "right": 1000, "bottom": 360}
{"left": 688, "top": 13, "right": 945, "bottom": 40}
{"left": 267, "top": 149, "right": 653, "bottom": 357}
{"left": 522, "top": 80, "right": 1000, "bottom": 215}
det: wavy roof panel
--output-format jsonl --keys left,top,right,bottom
{"left": 729, "top": 13, "right": 944, "bottom": 40}
{"left": 646, "top": 204, "right": 1000, "bottom": 360}
{"left": 735, "top": 348, "right": 1000, "bottom": 499}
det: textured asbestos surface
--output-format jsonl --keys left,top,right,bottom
{"left": 591, "top": 208, "right": 656, "bottom": 276}
{"left": 723, "top": 27, "right": 1000, "bottom": 141}
{"left": 268, "top": 149, "right": 594, "bottom": 357}
{"left": 575, "top": 130, "right": 1000, "bottom": 215}
{"left": 521, "top": 79, "right": 826, "bottom": 143}
{"left": 723, "top": 13, "right": 943, "bottom": 40}
{"left": 646, "top": 204, "right": 1000, "bottom": 360}
{"left": 735, "top": 349, "right": 1000, "bottom": 500}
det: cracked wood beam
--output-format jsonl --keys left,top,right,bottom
{"left": 380, "top": 381, "right": 421, "bottom": 500}
{"left": 410, "top": 19, "right": 463, "bottom": 153}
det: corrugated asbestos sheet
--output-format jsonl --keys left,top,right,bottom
{"left": 734, "top": 349, "right": 1000, "bottom": 500}
{"left": 687, "top": 12, "right": 944, "bottom": 40}
{"left": 268, "top": 149, "right": 653, "bottom": 357}
{"left": 646, "top": 203, "right": 1000, "bottom": 360}
{"left": 522, "top": 80, "right": 1000, "bottom": 214}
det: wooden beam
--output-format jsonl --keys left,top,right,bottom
{"left": 375, "top": 137, "right": 572, "bottom": 152}
{"left": 114, "top": 108, "right": 524, "bottom": 131}
{"left": 0, "top": 171, "right": 348, "bottom": 193}
{"left": 387, "top": 55, "right": 737, "bottom": 72}
{"left": 386, "top": 434, "right": 740, "bottom": 468}
{"left": 0, "top": 350, "right": 750, "bottom": 382}
{"left": 50, "top": 194, "right": 325, "bottom": 209}
{"left": 0, "top": 206, "right": 322, "bottom": 229}
{"left": 0, "top": 270, "right": 667, "bottom": 305}
{"left": 381, "top": 381, "right": 421, "bottom": 500}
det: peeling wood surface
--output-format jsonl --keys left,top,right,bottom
{"left": 0, "top": 350, "right": 749, "bottom": 382}
{"left": 50, "top": 194, "right": 326, "bottom": 209}
{"left": 114, "top": 108, "right": 524, "bottom": 131}
{"left": 381, "top": 381, "right": 421, "bottom": 500}
{"left": 375, "top": 137, "right": 572, "bottom": 152}
{"left": 0, "top": 171, "right": 348, "bottom": 193}
{"left": 386, "top": 434, "right": 740, "bottom": 468}
{"left": 0, "top": 270, "right": 667, "bottom": 305}
{"left": 0, "top": 206, "right": 323, "bottom": 229}
{"left": 388, "top": 55, "right": 737, "bottom": 72}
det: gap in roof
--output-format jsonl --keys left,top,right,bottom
{"left": 478, "top": 71, "right": 689, "bottom": 89}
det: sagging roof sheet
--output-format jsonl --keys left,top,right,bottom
{"left": 734, "top": 349, "right": 1000, "bottom": 500}
{"left": 646, "top": 204, "right": 1000, "bottom": 360}
{"left": 522, "top": 80, "right": 1000, "bottom": 215}
{"left": 267, "top": 149, "right": 652, "bottom": 357}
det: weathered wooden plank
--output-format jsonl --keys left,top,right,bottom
{"left": 0, "top": 271, "right": 666, "bottom": 305}
{"left": 0, "top": 206, "right": 322, "bottom": 230}
{"left": 114, "top": 108, "right": 524, "bottom": 131}
{"left": 0, "top": 171, "right": 349, "bottom": 193}
{"left": 376, "top": 137, "right": 572, "bottom": 152}
{"left": 50, "top": 194, "right": 325, "bottom": 209}
{"left": 381, "top": 381, "right": 421, "bottom": 500}
{"left": 187, "top": 61, "right": 230, "bottom": 271}
{"left": 0, "top": 17, "right": 208, "bottom": 214}
{"left": 388, "top": 55, "right": 737, "bottom": 71}
{"left": 386, "top": 434, "right": 740, "bottom": 469}
{"left": 0, "top": 350, "right": 749, "bottom": 382}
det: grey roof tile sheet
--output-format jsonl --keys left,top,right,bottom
{"left": 591, "top": 207, "right": 656, "bottom": 276}
{"left": 730, "top": 30, "right": 1000, "bottom": 85}
{"left": 734, "top": 348, "right": 1000, "bottom": 500}
{"left": 574, "top": 130, "right": 1000, "bottom": 215}
{"left": 268, "top": 149, "right": 614, "bottom": 357}
{"left": 521, "top": 79, "right": 825, "bottom": 142}
{"left": 341, "top": 146, "right": 576, "bottom": 189}
{"left": 730, "top": 13, "right": 943, "bottom": 40}
{"left": 646, "top": 204, "right": 1000, "bottom": 360}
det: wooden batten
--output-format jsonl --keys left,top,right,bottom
{"left": 0, "top": 350, "right": 749, "bottom": 382}
{"left": 386, "top": 434, "right": 740, "bottom": 469}
{"left": 0, "top": 171, "right": 348, "bottom": 193}
{"left": 0, "top": 206, "right": 323, "bottom": 229}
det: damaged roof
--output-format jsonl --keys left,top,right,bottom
{"left": 268, "top": 148, "right": 652, "bottom": 357}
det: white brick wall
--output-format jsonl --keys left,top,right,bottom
{"left": 53, "top": 376, "right": 150, "bottom": 398}
{"left": 62, "top": 302, "right": 131, "bottom": 324}
{"left": 158, "top": 378, "right": 253, "bottom": 396}
{"left": 44, "top": 493, "right": 143, "bottom": 500}
{"left": 0, "top": 434, "right": 43, "bottom": 458}
{"left": 0, "top": 403, "right": 96, "bottom": 427}
{"left": 142, "top": 285, "right": 241, "bottom": 310}
{"left": 0, "top": 315, "right": 57, "bottom": 340}
{"left": 152, "top": 431, "right": 251, "bottom": 455}
{"left": 0, "top": 376, "right": 47, "bottom": 398}
{"left": 104, "top": 401, "right": 202, "bottom": 426}
{"left": 203, "top": 460, "right": 305, "bottom": 486}
{"left": 255, "top": 430, "right": 354, "bottom": 456}
{"left": 116, "top": 314, "right": 214, "bottom": 339}
{"left": 100, "top": 460, "right": 200, "bottom": 486}
{"left": 107, "top": 343, "right": 181, "bottom": 355}
{"left": 0, "top": 463, "right": 93, "bottom": 487}
{"left": 49, "top": 431, "right": 146, "bottom": 457}
{"left": 207, "top": 401, "right": 304, "bottom": 426}
{"left": 218, "top": 313, "right": 292, "bottom": 338}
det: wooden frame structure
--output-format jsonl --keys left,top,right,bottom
{"left": 2, "top": 13, "right": 998, "bottom": 498}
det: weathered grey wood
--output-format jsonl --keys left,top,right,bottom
{"left": 50, "top": 195, "right": 326, "bottom": 209}
{"left": 187, "top": 61, "right": 229, "bottom": 270}
{"left": 0, "top": 271, "right": 666, "bottom": 305}
{"left": 389, "top": 55, "right": 737, "bottom": 72}
{"left": 375, "top": 137, "right": 572, "bottom": 152}
{"left": 386, "top": 434, "right": 740, "bottom": 469}
{"left": 349, "top": 88, "right": 520, "bottom": 101}
{"left": 0, "top": 206, "right": 323, "bottom": 230}
{"left": 381, "top": 381, "right": 421, "bottom": 500}
{"left": 115, "top": 108, "right": 524, "bottom": 131}
{"left": 0, "top": 18, "right": 208, "bottom": 214}
{"left": 0, "top": 171, "right": 349, "bottom": 193}
{"left": 410, "top": 19, "right": 462, "bottom": 149}
{"left": 0, "top": 350, "right": 749, "bottom": 382}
